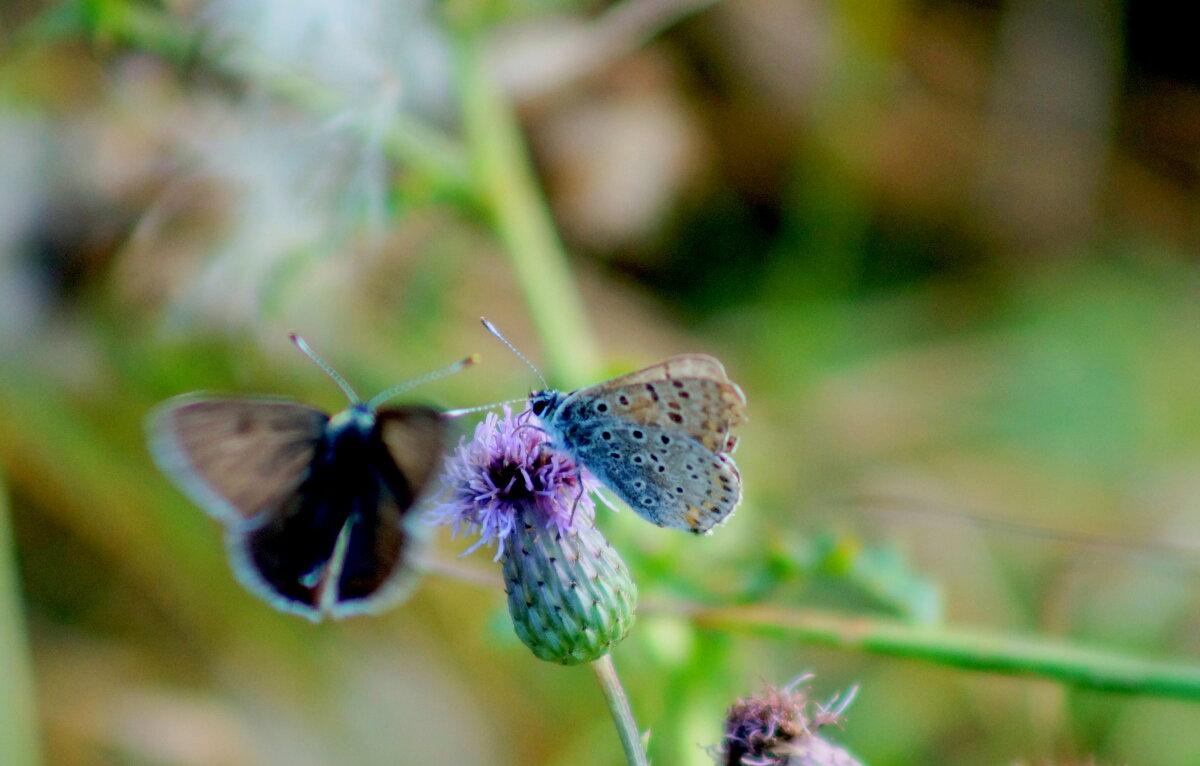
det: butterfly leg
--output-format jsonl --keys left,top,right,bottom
{"left": 511, "top": 423, "right": 550, "bottom": 441}
{"left": 568, "top": 468, "right": 586, "bottom": 525}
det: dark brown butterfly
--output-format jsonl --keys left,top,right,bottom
{"left": 147, "top": 336, "right": 474, "bottom": 620}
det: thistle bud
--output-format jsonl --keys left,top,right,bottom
{"left": 503, "top": 505, "right": 636, "bottom": 664}
{"left": 431, "top": 407, "right": 637, "bottom": 663}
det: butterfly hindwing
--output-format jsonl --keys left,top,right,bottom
{"left": 547, "top": 409, "right": 742, "bottom": 533}
{"left": 148, "top": 397, "right": 329, "bottom": 522}
{"left": 228, "top": 487, "right": 347, "bottom": 620}
{"left": 331, "top": 406, "right": 447, "bottom": 616}
{"left": 332, "top": 488, "right": 415, "bottom": 615}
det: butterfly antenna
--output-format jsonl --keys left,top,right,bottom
{"left": 443, "top": 396, "right": 527, "bottom": 419}
{"left": 366, "top": 354, "right": 479, "bottom": 410}
{"left": 480, "top": 317, "right": 549, "bottom": 389}
{"left": 290, "top": 334, "right": 361, "bottom": 403}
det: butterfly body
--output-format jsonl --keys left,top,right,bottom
{"left": 149, "top": 396, "right": 446, "bottom": 620}
{"left": 529, "top": 354, "right": 747, "bottom": 534}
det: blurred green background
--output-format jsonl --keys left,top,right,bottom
{"left": 3, "top": 0, "right": 1200, "bottom": 764}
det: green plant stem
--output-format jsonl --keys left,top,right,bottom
{"left": 0, "top": 474, "right": 43, "bottom": 766}
{"left": 685, "top": 604, "right": 1200, "bottom": 701}
{"left": 450, "top": 26, "right": 599, "bottom": 387}
{"left": 592, "top": 655, "right": 650, "bottom": 766}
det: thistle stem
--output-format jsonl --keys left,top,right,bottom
{"left": 0, "top": 474, "right": 43, "bottom": 766}
{"left": 592, "top": 655, "right": 650, "bottom": 766}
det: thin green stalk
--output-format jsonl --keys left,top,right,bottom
{"left": 450, "top": 25, "right": 599, "bottom": 387}
{"left": 592, "top": 655, "right": 650, "bottom": 766}
{"left": 686, "top": 604, "right": 1200, "bottom": 701}
{"left": 0, "top": 473, "right": 43, "bottom": 766}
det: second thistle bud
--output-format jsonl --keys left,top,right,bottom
{"left": 503, "top": 506, "right": 637, "bottom": 665}
{"left": 719, "top": 678, "right": 860, "bottom": 766}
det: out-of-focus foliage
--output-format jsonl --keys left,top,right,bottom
{"left": 3, "top": 0, "right": 1200, "bottom": 764}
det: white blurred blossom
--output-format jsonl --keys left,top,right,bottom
{"left": 159, "top": 0, "right": 453, "bottom": 330}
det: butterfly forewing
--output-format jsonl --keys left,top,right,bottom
{"left": 148, "top": 397, "right": 328, "bottom": 522}
{"left": 597, "top": 354, "right": 735, "bottom": 389}
{"left": 565, "top": 354, "right": 746, "bottom": 452}
{"left": 569, "top": 378, "right": 745, "bottom": 453}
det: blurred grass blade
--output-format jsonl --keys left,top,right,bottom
{"left": 0, "top": 472, "right": 43, "bottom": 766}
{"left": 451, "top": 23, "right": 600, "bottom": 387}
{"left": 689, "top": 604, "right": 1200, "bottom": 701}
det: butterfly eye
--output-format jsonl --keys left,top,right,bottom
{"left": 530, "top": 395, "right": 553, "bottom": 417}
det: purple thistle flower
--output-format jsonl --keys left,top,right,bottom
{"left": 431, "top": 406, "right": 636, "bottom": 664}
{"left": 430, "top": 406, "right": 605, "bottom": 559}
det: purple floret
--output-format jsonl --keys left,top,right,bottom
{"left": 429, "top": 406, "right": 605, "bottom": 559}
